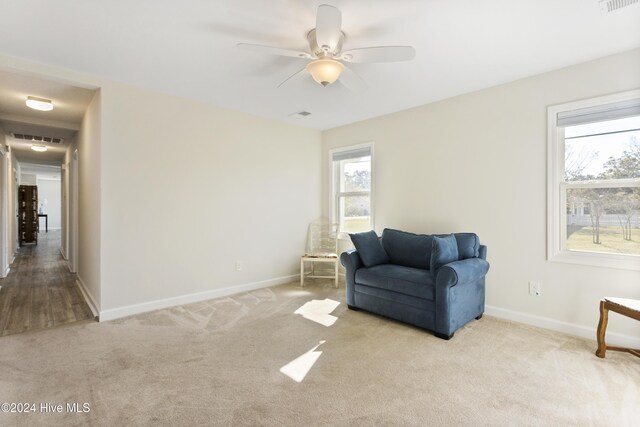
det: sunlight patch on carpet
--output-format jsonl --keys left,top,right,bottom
{"left": 280, "top": 341, "right": 326, "bottom": 383}
{"left": 294, "top": 298, "right": 340, "bottom": 326}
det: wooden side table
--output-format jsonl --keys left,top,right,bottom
{"left": 595, "top": 297, "right": 640, "bottom": 358}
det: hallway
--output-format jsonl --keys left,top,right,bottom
{"left": 0, "top": 230, "right": 95, "bottom": 337}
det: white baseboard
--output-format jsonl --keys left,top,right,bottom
{"left": 98, "top": 274, "right": 299, "bottom": 322}
{"left": 60, "top": 247, "right": 67, "bottom": 260}
{"left": 485, "top": 305, "right": 640, "bottom": 349}
{"left": 75, "top": 276, "right": 99, "bottom": 318}
{"left": 3, "top": 255, "right": 16, "bottom": 277}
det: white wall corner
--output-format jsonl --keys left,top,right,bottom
{"left": 75, "top": 276, "right": 99, "bottom": 318}
{"left": 98, "top": 274, "right": 300, "bottom": 322}
{"left": 485, "top": 304, "right": 640, "bottom": 349}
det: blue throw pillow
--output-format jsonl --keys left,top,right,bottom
{"left": 381, "top": 228, "right": 432, "bottom": 269}
{"left": 453, "top": 233, "right": 480, "bottom": 259}
{"left": 349, "top": 230, "right": 389, "bottom": 267}
{"left": 430, "top": 234, "right": 459, "bottom": 271}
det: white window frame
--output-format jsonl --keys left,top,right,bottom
{"left": 547, "top": 89, "right": 640, "bottom": 271}
{"left": 329, "top": 142, "right": 374, "bottom": 237}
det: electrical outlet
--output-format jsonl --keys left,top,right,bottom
{"left": 235, "top": 261, "right": 242, "bottom": 272}
{"left": 528, "top": 281, "right": 541, "bottom": 296}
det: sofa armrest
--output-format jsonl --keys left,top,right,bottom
{"left": 437, "top": 258, "right": 490, "bottom": 289}
{"left": 435, "top": 257, "right": 490, "bottom": 336}
{"left": 340, "top": 249, "right": 363, "bottom": 306}
{"left": 479, "top": 245, "right": 487, "bottom": 260}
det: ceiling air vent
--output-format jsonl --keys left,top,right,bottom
{"left": 599, "top": 0, "right": 638, "bottom": 13}
{"left": 11, "top": 133, "right": 63, "bottom": 144}
{"left": 288, "top": 111, "right": 312, "bottom": 117}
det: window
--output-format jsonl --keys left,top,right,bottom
{"left": 330, "top": 144, "right": 373, "bottom": 234}
{"left": 548, "top": 90, "right": 640, "bottom": 270}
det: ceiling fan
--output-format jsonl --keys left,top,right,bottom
{"left": 237, "top": 4, "right": 416, "bottom": 91}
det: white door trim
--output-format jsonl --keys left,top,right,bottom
{"left": 0, "top": 148, "right": 6, "bottom": 278}
{"left": 69, "top": 149, "right": 79, "bottom": 273}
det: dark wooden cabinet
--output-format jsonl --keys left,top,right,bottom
{"left": 19, "top": 185, "right": 38, "bottom": 246}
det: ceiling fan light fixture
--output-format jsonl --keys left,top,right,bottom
{"left": 26, "top": 96, "right": 53, "bottom": 111}
{"left": 31, "top": 145, "right": 48, "bottom": 152}
{"left": 306, "top": 58, "right": 344, "bottom": 86}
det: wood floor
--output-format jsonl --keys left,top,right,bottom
{"left": 0, "top": 230, "right": 95, "bottom": 337}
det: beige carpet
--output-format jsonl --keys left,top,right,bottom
{"left": 0, "top": 281, "right": 638, "bottom": 426}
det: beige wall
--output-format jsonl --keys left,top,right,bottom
{"left": 322, "top": 49, "right": 640, "bottom": 338}
{"left": 34, "top": 178, "right": 61, "bottom": 229}
{"left": 99, "top": 83, "right": 322, "bottom": 312}
{"left": 73, "top": 91, "right": 102, "bottom": 308}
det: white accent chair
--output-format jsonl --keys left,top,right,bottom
{"left": 300, "top": 221, "right": 339, "bottom": 288}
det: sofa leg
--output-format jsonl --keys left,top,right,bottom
{"left": 347, "top": 305, "right": 359, "bottom": 311}
{"left": 475, "top": 314, "right": 483, "bottom": 320}
{"left": 434, "top": 331, "right": 454, "bottom": 340}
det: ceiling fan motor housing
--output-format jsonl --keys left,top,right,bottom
{"left": 307, "top": 29, "right": 345, "bottom": 57}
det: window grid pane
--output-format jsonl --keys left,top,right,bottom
{"left": 565, "top": 186, "right": 640, "bottom": 255}
{"left": 339, "top": 156, "right": 371, "bottom": 192}
{"left": 338, "top": 193, "right": 371, "bottom": 233}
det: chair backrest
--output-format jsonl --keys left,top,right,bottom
{"left": 305, "top": 221, "right": 338, "bottom": 256}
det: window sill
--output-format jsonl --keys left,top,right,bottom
{"left": 549, "top": 250, "right": 640, "bottom": 271}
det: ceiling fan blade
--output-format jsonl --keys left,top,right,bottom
{"left": 277, "top": 67, "right": 308, "bottom": 88}
{"left": 341, "top": 46, "right": 416, "bottom": 63}
{"left": 237, "top": 43, "right": 311, "bottom": 59}
{"left": 316, "top": 4, "right": 342, "bottom": 52}
{"left": 339, "top": 65, "right": 367, "bottom": 93}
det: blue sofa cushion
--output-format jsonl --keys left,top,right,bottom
{"left": 381, "top": 228, "right": 432, "bottom": 269}
{"left": 431, "top": 234, "right": 459, "bottom": 271}
{"left": 355, "top": 264, "right": 435, "bottom": 301}
{"left": 349, "top": 230, "right": 389, "bottom": 267}
{"left": 454, "top": 233, "right": 480, "bottom": 260}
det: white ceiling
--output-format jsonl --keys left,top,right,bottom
{"left": 0, "top": 0, "right": 639, "bottom": 130}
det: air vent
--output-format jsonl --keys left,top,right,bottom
{"left": 11, "top": 133, "right": 63, "bottom": 144}
{"left": 288, "top": 111, "right": 312, "bottom": 117}
{"left": 599, "top": 0, "right": 638, "bottom": 13}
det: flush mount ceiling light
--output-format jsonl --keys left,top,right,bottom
{"left": 26, "top": 96, "right": 53, "bottom": 111}
{"left": 306, "top": 58, "right": 344, "bottom": 86}
{"left": 31, "top": 145, "right": 48, "bottom": 152}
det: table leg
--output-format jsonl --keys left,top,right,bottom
{"left": 596, "top": 300, "right": 609, "bottom": 358}
{"left": 300, "top": 259, "right": 304, "bottom": 288}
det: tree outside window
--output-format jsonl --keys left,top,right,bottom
{"left": 563, "top": 118, "right": 640, "bottom": 255}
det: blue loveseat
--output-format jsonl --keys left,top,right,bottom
{"left": 341, "top": 228, "right": 490, "bottom": 340}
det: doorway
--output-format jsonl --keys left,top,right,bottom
{"left": 0, "top": 146, "right": 6, "bottom": 278}
{"left": 0, "top": 68, "right": 98, "bottom": 336}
